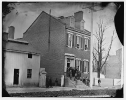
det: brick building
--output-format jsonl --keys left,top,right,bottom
{"left": 23, "top": 11, "right": 91, "bottom": 85}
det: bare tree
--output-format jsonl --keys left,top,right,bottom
{"left": 93, "top": 19, "right": 115, "bottom": 79}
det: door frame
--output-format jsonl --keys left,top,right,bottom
{"left": 13, "top": 69, "right": 19, "bottom": 85}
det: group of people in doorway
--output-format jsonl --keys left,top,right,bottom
{"left": 66, "top": 66, "right": 81, "bottom": 80}
{"left": 67, "top": 66, "right": 91, "bottom": 86}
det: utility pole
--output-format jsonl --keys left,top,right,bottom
{"left": 89, "top": 3, "right": 94, "bottom": 88}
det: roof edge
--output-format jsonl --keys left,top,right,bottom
{"left": 23, "top": 11, "right": 65, "bottom": 35}
{"left": 3, "top": 49, "right": 40, "bottom": 55}
{"left": 8, "top": 38, "right": 29, "bottom": 44}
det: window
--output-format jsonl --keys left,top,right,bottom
{"left": 75, "top": 59, "right": 81, "bottom": 71}
{"left": 67, "top": 33, "right": 73, "bottom": 48}
{"left": 84, "top": 38, "right": 89, "bottom": 50}
{"left": 28, "top": 53, "right": 32, "bottom": 58}
{"left": 83, "top": 60, "right": 89, "bottom": 73}
{"left": 67, "top": 58, "right": 71, "bottom": 68}
{"left": 67, "top": 58, "right": 75, "bottom": 68}
{"left": 27, "top": 69, "right": 32, "bottom": 78}
{"left": 76, "top": 35, "right": 81, "bottom": 49}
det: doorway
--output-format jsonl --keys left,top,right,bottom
{"left": 64, "top": 56, "right": 75, "bottom": 75}
{"left": 13, "top": 69, "right": 19, "bottom": 85}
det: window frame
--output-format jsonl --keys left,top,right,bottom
{"left": 84, "top": 37, "right": 90, "bottom": 51}
{"left": 75, "top": 58, "right": 81, "bottom": 71}
{"left": 28, "top": 53, "right": 32, "bottom": 58}
{"left": 83, "top": 59, "right": 89, "bottom": 73}
{"left": 67, "top": 32, "right": 73, "bottom": 48}
{"left": 76, "top": 34, "right": 82, "bottom": 50}
{"left": 27, "top": 69, "right": 32, "bottom": 78}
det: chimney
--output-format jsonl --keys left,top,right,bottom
{"left": 74, "top": 11, "right": 83, "bottom": 22}
{"left": 60, "top": 16, "right": 75, "bottom": 28}
{"left": 74, "top": 11, "right": 85, "bottom": 30}
{"left": 8, "top": 26, "right": 15, "bottom": 39}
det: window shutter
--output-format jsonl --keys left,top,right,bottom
{"left": 88, "top": 39, "right": 90, "bottom": 50}
{"left": 83, "top": 38, "right": 85, "bottom": 50}
{"left": 84, "top": 61, "right": 86, "bottom": 72}
{"left": 82, "top": 61, "right": 84, "bottom": 72}
{"left": 88, "top": 62, "right": 90, "bottom": 72}
{"left": 75, "top": 59, "right": 77, "bottom": 69}
{"left": 80, "top": 60, "right": 83, "bottom": 72}
{"left": 66, "top": 33, "right": 68, "bottom": 46}
{"left": 80, "top": 61, "right": 82, "bottom": 72}
{"left": 75, "top": 35, "right": 77, "bottom": 48}
{"left": 81, "top": 37, "right": 83, "bottom": 49}
{"left": 72, "top": 34, "right": 74, "bottom": 48}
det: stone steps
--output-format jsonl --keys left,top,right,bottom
{"left": 65, "top": 77, "right": 88, "bottom": 88}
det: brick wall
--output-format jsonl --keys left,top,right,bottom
{"left": 23, "top": 11, "right": 66, "bottom": 83}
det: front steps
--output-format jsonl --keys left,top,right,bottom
{"left": 76, "top": 80, "right": 89, "bottom": 88}
{"left": 65, "top": 77, "right": 76, "bottom": 87}
{"left": 65, "top": 77, "right": 89, "bottom": 88}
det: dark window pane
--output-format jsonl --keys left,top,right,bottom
{"left": 28, "top": 53, "right": 32, "bottom": 58}
{"left": 27, "top": 69, "right": 32, "bottom": 78}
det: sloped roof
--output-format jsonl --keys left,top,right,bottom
{"left": 3, "top": 38, "right": 40, "bottom": 55}
{"left": 23, "top": 11, "right": 90, "bottom": 36}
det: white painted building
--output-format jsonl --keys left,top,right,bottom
{"left": 3, "top": 34, "right": 41, "bottom": 86}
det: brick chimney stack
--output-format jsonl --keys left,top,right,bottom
{"left": 74, "top": 11, "right": 85, "bottom": 30}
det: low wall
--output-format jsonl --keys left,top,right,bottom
{"left": 93, "top": 78, "right": 121, "bottom": 87}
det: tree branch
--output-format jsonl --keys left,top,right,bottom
{"left": 101, "top": 31, "right": 115, "bottom": 69}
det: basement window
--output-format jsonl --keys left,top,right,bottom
{"left": 28, "top": 53, "right": 32, "bottom": 58}
{"left": 27, "top": 69, "right": 32, "bottom": 78}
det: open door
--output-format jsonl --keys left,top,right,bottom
{"left": 13, "top": 69, "right": 19, "bottom": 85}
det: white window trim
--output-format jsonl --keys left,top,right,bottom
{"left": 75, "top": 58, "right": 81, "bottom": 71}
{"left": 84, "top": 37, "right": 90, "bottom": 51}
{"left": 75, "top": 35, "right": 82, "bottom": 50}
{"left": 67, "top": 32, "right": 73, "bottom": 48}
{"left": 65, "top": 53, "right": 75, "bottom": 57}
{"left": 83, "top": 59, "right": 89, "bottom": 74}
{"left": 76, "top": 58, "right": 81, "bottom": 60}
{"left": 64, "top": 55, "right": 75, "bottom": 72}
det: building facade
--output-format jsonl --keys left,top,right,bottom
{"left": 23, "top": 11, "right": 91, "bottom": 85}
{"left": 105, "top": 48, "right": 122, "bottom": 79}
{"left": 3, "top": 33, "right": 41, "bottom": 86}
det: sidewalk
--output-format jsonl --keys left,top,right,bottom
{"left": 6, "top": 85, "right": 121, "bottom": 94}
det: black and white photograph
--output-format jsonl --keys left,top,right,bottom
{"left": 2, "top": 1, "right": 124, "bottom": 98}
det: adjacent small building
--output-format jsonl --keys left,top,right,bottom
{"left": 23, "top": 11, "right": 91, "bottom": 85}
{"left": 3, "top": 32, "right": 41, "bottom": 86}
{"left": 105, "top": 48, "right": 122, "bottom": 79}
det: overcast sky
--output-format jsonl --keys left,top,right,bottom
{"left": 4, "top": 2, "right": 122, "bottom": 55}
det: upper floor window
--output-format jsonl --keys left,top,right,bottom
{"left": 76, "top": 35, "right": 81, "bottom": 49}
{"left": 67, "top": 33, "right": 73, "bottom": 48}
{"left": 84, "top": 38, "right": 89, "bottom": 50}
{"left": 28, "top": 53, "right": 32, "bottom": 58}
